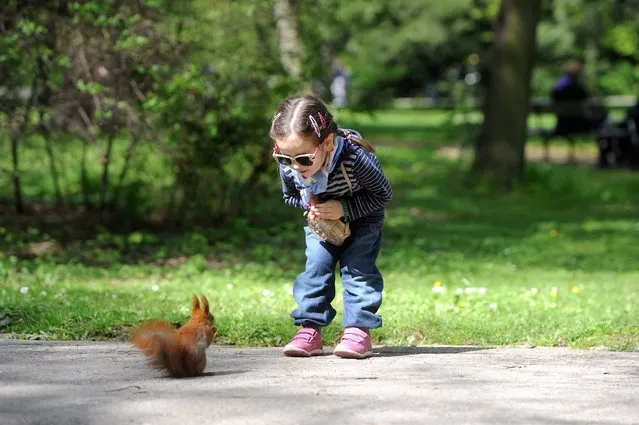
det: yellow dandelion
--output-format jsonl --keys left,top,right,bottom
{"left": 571, "top": 286, "right": 581, "bottom": 294}
{"left": 550, "top": 287, "right": 558, "bottom": 297}
{"left": 549, "top": 229, "right": 558, "bottom": 238}
{"left": 458, "top": 301, "right": 466, "bottom": 308}
{"left": 433, "top": 281, "right": 442, "bottom": 287}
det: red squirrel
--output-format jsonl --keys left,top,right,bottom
{"left": 131, "top": 295, "right": 217, "bottom": 377}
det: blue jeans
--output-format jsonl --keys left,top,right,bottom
{"left": 291, "top": 210, "right": 385, "bottom": 329}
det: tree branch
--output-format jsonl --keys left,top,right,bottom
{"left": 78, "top": 45, "right": 103, "bottom": 112}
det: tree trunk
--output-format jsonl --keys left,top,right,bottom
{"left": 11, "top": 132, "right": 24, "bottom": 214}
{"left": 44, "top": 133, "right": 65, "bottom": 206}
{"left": 10, "top": 71, "right": 40, "bottom": 214}
{"left": 273, "top": 0, "right": 302, "bottom": 80}
{"left": 470, "top": 0, "right": 542, "bottom": 190}
{"left": 80, "top": 138, "right": 93, "bottom": 210}
{"left": 111, "top": 132, "right": 141, "bottom": 208}
{"left": 99, "top": 133, "right": 116, "bottom": 211}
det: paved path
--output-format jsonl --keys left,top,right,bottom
{"left": 1, "top": 341, "right": 637, "bottom": 425}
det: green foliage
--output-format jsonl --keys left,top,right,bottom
{"left": 301, "top": 0, "right": 485, "bottom": 107}
{"left": 0, "top": 0, "right": 290, "bottom": 223}
{"left": 3, "top": 0, "right": 639, "bottom": 224}
{"left": 1, "top": 110, "right": 638, "bottom": 350}
{"left": 533, "top": 0, "right": 639, "bottom": 95}
{"left": 299, "top": 0, "right": 639, "bottom": 103}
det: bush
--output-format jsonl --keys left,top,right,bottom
{"left": 0, "top": 0, "right": 292, "bottom": 226}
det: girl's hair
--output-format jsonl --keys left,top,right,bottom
{"left": 269, "top": 94, "right": 375, "bottom": 152}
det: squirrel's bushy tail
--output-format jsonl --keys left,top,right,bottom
{"left": 131, "top": 320, "right": 184, "bottom": 377}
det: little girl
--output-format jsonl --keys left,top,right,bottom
{"left": 269, "top": 94, "right": 392, "bottom": 359}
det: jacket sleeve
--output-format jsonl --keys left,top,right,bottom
{"left": 343, "top": 150, "right": 392, "bottom": 220}
{"left": 279, "top": 166, "right": 305, "bottom": 209}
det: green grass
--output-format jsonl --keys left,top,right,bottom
{"left": 1, "top": 108, "right": 638, "bottom": 350}
{"left": 336, "top": 107, "right": 628, "bottom": 148}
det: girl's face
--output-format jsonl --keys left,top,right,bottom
{"left": 275, "top": 134, "right": 333, "bottom": 179}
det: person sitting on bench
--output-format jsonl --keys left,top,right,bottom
{"left": 544, "top": 60, "right": 608, "bottom": 162}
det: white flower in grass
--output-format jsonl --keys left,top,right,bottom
{"left": 262, "top": 289, "right": 273, "bottom": 297}
{"left": 464, "top": 288, "right": 477, "bottom": 295}
{"left": 151, "top": 284, "right": 160, "bottom": 292}
{"left": 530, "top": 287, "right": 538, "bottom": 295}
{"left": 456, "top": 288, "right": 464, "bottom": 295}
{"left": 431, "top": 286, "right": 445, "bottom": 294}
{"left": 226, "top": 283, "right": 234, "bottom": 290}
{"left": 20, "top": 287, "right": 29, "bottom": 295}
{"left": 488, "top": 303, "right": 498, "bottom": 310}
{"left": 478, "top": 288, "right": 487, "bottom": 295}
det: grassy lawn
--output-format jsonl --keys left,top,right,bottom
{"left": 1, "top": 109, "right": 638, "bottom": 350}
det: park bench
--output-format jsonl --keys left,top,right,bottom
{"left": 527, "top": 99, "right": 623, "bottom": 162}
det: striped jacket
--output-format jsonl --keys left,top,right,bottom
{"left": 279, "top": 136, "right": 392, "bottom": 221}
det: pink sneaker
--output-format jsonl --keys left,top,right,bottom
{"left": 282, "top": 327, "right": 324, "bottom": 357}
{"left": 334, "top": 327, "right": 373, "bottom": 359}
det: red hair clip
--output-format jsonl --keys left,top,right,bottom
{"left": 308, "top": 115, "right": 321, "bottom": 138}
{"left": 318, "top": 112, "right": 326, "bottom": 129}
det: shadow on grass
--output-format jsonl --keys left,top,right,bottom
{"left": 372, "top": 345, "right": 489, "bottom": 357}
{"left": 375, "top": 147, "right": 639, "bottom": 273}
{"left": 1, "top": 119, "right": 639, "bottom": 274}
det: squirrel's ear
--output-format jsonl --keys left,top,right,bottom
{"left": 201, "top": 295, "right": 210, "bottom": 313}
{"left": 192, "top": 295, "right": 201, "bottom": 312}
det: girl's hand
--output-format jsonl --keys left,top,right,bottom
{"left": 310, "top": 200, "right": 344, "bottom": 221}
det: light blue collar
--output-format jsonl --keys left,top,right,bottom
{"left": 290, "top": 135, "right": 344, "bottom": 206}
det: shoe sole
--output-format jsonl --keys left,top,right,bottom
{"left": 282, "top": 346, "right": 324, "bottom": 357}
{"left": 333, "top": 346, "right": 373, "bottom": 359}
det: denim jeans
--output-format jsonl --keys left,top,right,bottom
{"left": 291, "top": 209, "right": 385, "bottom": 329}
